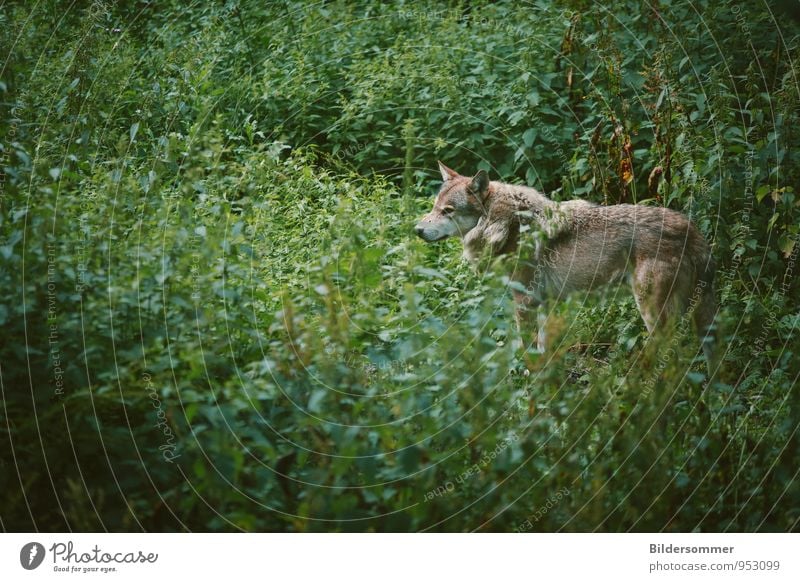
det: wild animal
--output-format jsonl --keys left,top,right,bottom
{"left": 415, "top": 162, "right": 717, "bottom": 369}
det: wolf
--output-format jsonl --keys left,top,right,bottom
{"left": 415, "top": 162, "right": 717, "bottom": 369}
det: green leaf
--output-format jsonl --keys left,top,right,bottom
{"left": 767, "top": 212, "right": 780, "bottom": 232}
{"left": 655, "top": 87, "right": 667, "bottom": 111}
{"left": 522, "top": 128, "right": 537, "bottom": 148}
{"left": 756, "top": 184, "right": 771, "bottom": 203}
{"left": 398, "top": 446, "right": 421, "bottom": 473}
{"left": 779, "top": 235, "right": 796, "bottom": 258}
{"left": 308, "top": 389, "right": 327, "bottom": 413}
{"left": 686, "top": 372, "right": 705, "bottom": 385}
{"left": 413, "top": 266, "right": 446, "bottom": 281}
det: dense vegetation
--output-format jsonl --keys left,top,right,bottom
{"left": 1, "top": 0, "right": 799, "bottom": 532}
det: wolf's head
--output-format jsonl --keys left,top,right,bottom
{"left": 414, "top": 162, "right": 489, "bottom": 242}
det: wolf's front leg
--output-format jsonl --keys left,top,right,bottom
{"left": 536, "top": 308, "right": 548, "bottom": 352}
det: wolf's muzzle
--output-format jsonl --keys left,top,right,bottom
{"left": 415, "top": 226, "right": 445, "bottom": 242}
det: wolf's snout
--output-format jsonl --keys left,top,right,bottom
{"left": 416, "top": 223, "right": 438, "bottom": 241}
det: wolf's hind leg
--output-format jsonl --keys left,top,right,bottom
{"left": 693, "top": 282, "right": 717, "bottom": 373}
{"left": 631, "top": 262, "right": 662, "bottom": 334}
{"left": 631, "top": 260, "right": 688, "bottom": 334}
{"left": 633, "top": 291, "right": 657, "bottom": 333}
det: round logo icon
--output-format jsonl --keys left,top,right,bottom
{"left": 20, "top": 542, "right": 46, "bottom": 570}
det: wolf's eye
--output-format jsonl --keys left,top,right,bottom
{"left": 442, "top": 205, "right": 455, "bottom": 215}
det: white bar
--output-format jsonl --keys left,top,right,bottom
{"left": 1, "top": 533, "right": 797, "bottom": 581}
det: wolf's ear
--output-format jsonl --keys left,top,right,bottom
{"left": 438, "top": 161, "right": 459, "bottom": 182}
{"left": 469, "top": 170, "right": 490, "bottom": 197}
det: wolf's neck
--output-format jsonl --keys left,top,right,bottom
{"left": 486, "top": 181, "right": 554, "bottom": 214}
{"left": 461, "top": 181, "right": 555, "bottom": 262}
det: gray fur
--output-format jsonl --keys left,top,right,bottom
{"left": 415, "top": 163, "right": 718, "bottom": 370}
